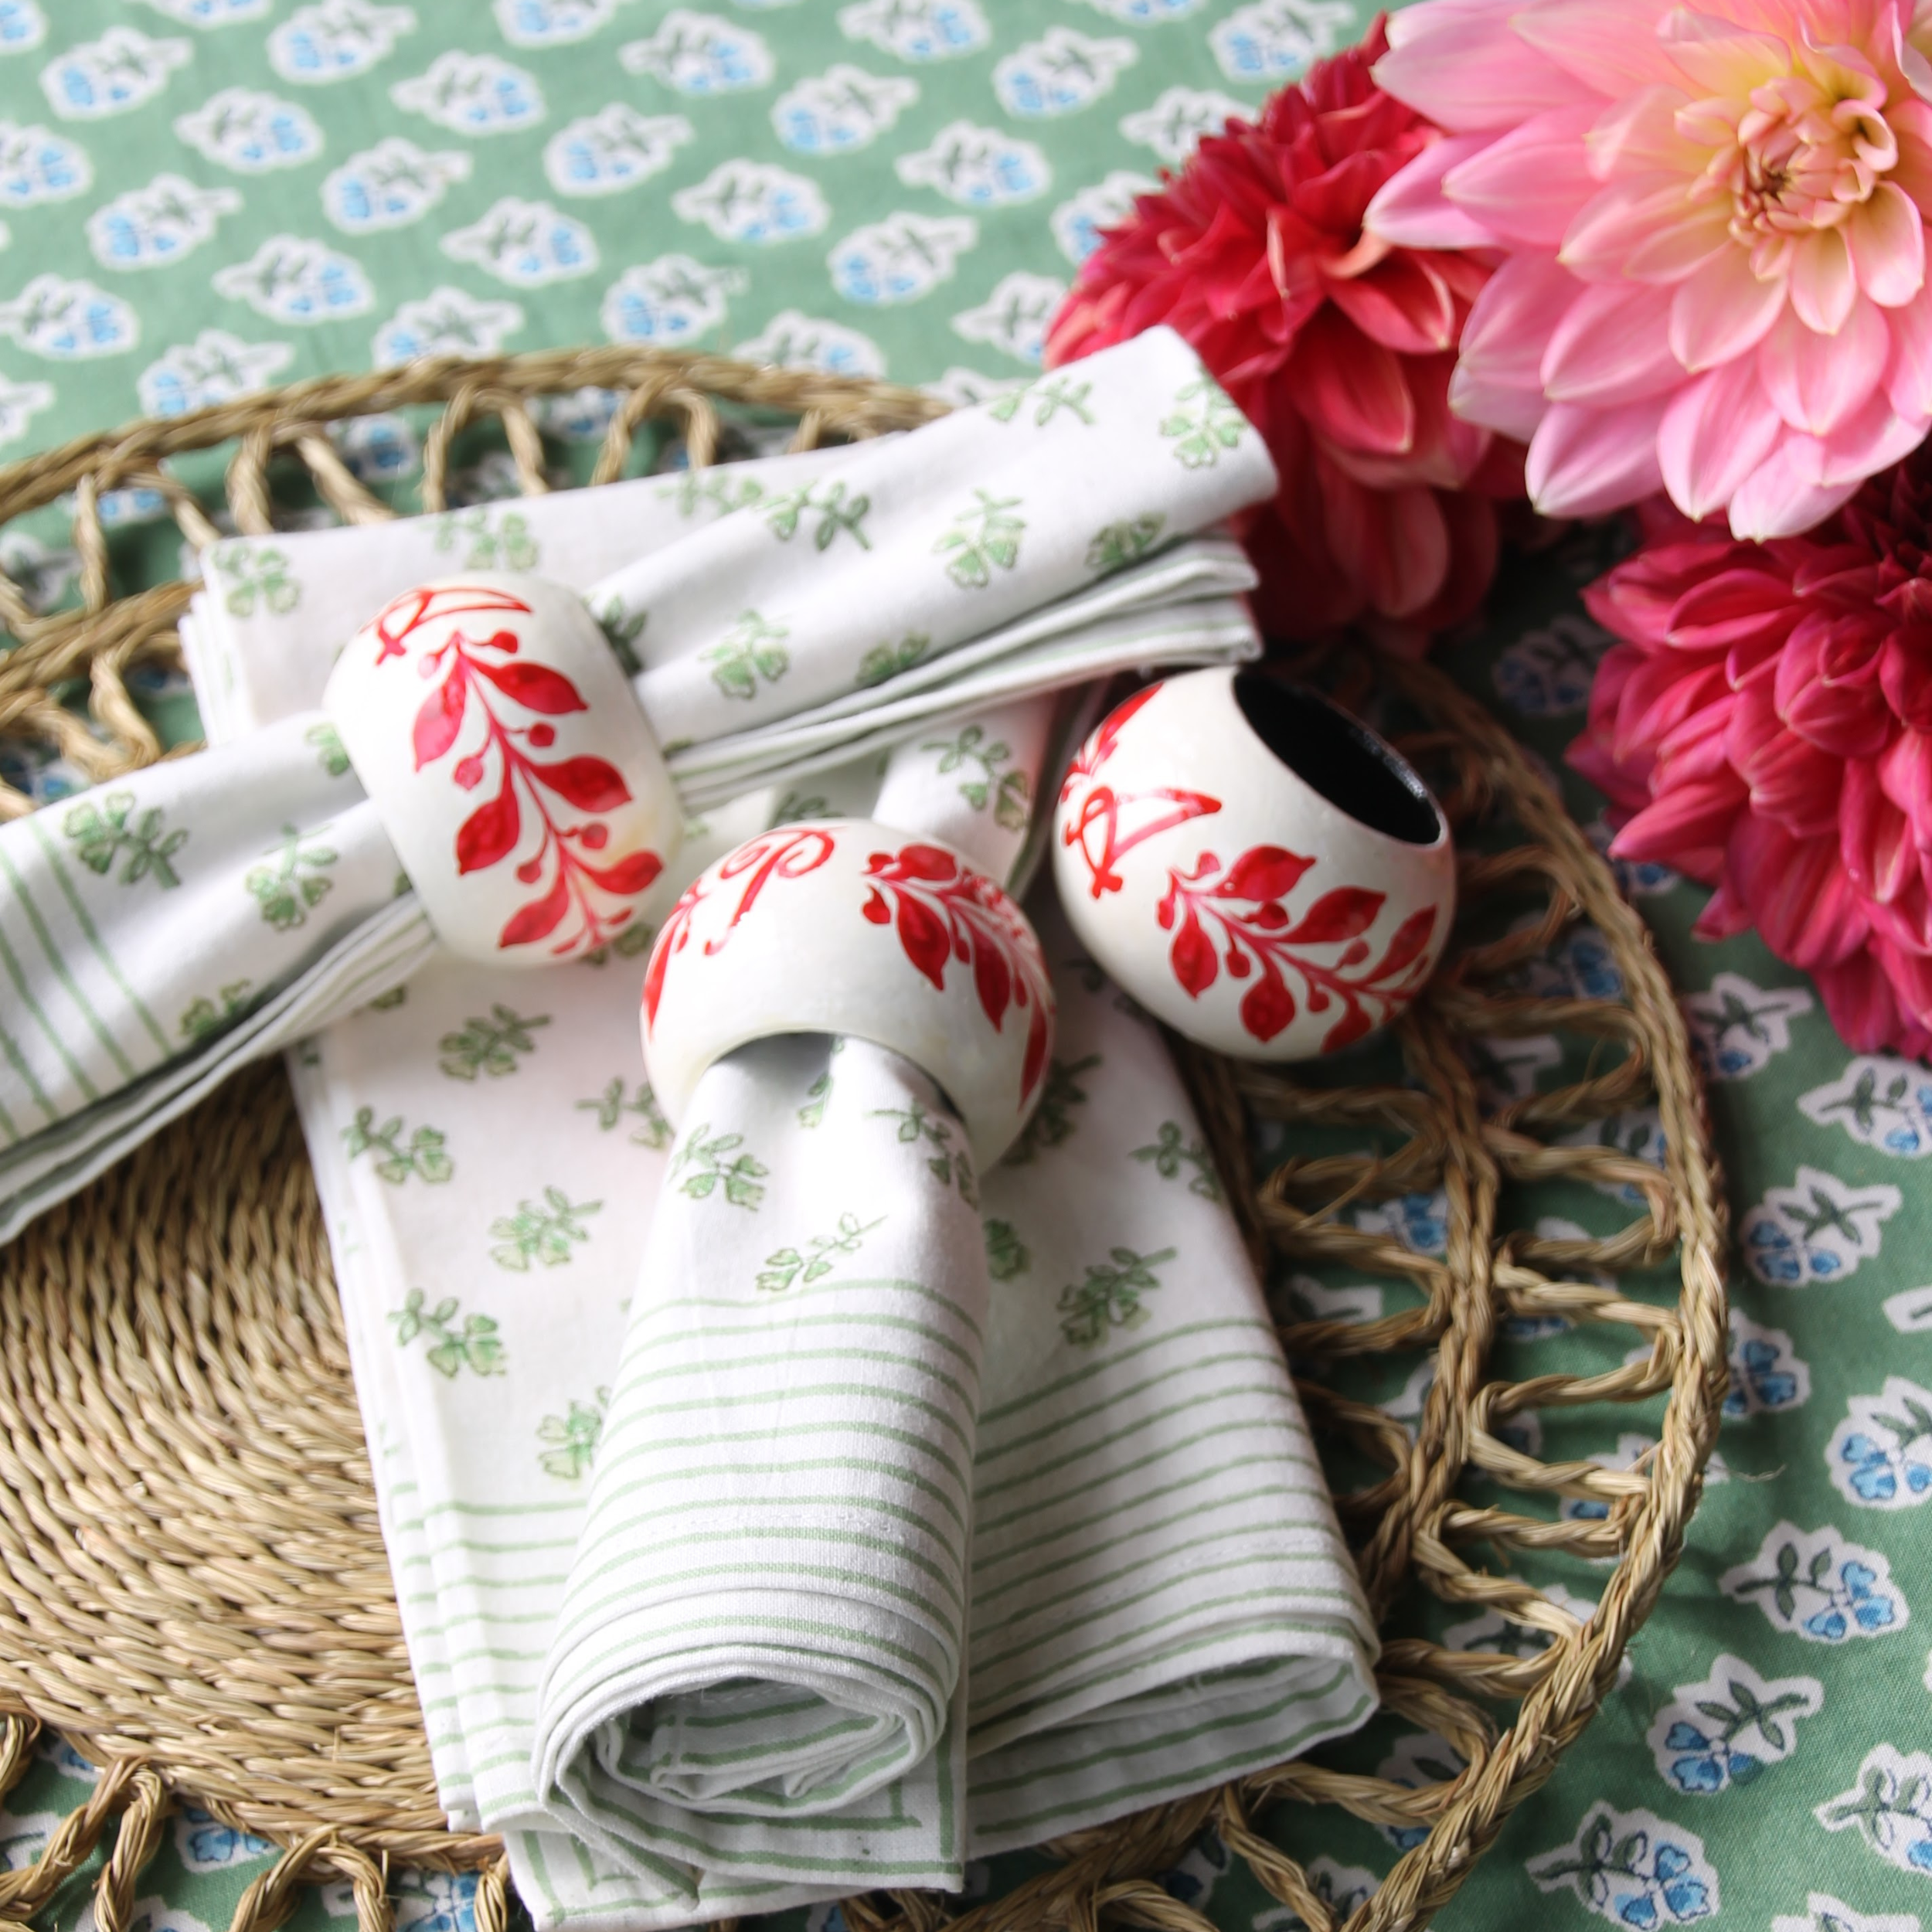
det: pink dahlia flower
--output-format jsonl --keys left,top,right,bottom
{"left": 1368, "top": 0, "right": 1932, "bottom": 541}
{"left": 1046, "top": 19, "right": 1523, "bottom": 647}
{"left": 1572, "top": 443, "right": 1932, "bottom": 1056}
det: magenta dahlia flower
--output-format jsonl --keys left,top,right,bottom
{"left": 1572, "top": 443, "right": 1932, "bottom": 1056}
{"left": 1368, "top": 0, "right": 1932, "bottom": 541}
{"left": 1046, "top": 18, "right": 1522, "bottom": 646}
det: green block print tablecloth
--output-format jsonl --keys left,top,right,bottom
{"left": 0, "top": 5, "right": 1927, "bottom": 1932}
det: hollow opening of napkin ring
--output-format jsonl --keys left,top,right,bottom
{"left": 1233, "top": 671, "right": 1446, "bottom": 849}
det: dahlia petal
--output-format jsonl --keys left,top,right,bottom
{"left": 1814, "top": 949, "right": 1911, "bottom": 1053}
{"left": 1845, "top": 182, "right": 1927, "bottom": 308}
{"left": 1541, "top": 279, "right": 1682, "bottom": 403}
{"left": 1364, "top": 136, "right": 1501, "bottom": 250}
{"left": 1808, "top": 388, "right": 1930, "bottom": 486}
{"left": 1450, "top": 253, "right": 1578, "bottom": 439}
{"left": 1658, "top": 358, "right": 1784, "bottom": 522}
{"left": 1719, "top": 812, "right": 1869, "bottom": 968}
{"left": 1321, "top": 469, "right": 1453, "bottom": 620}
{"left": 1892, "top": 123, "right": 1932, "bottom": 213}
{"left": 1727, "top": 441, "right": 1863, "bottom": 539}
{"left": 1657, "top": 12, "right": 1801, "bottom": 92}
{"left": 1512, "top": 0, "right": 1693, "bottom": 94}
{"left": 1668, "top": 247, "right": 1788, "bottom": 372}
{"left": 1562, "top": 174, "right": 1719, "bottom": 282}
{"left": 1758, "top": 303, "right": 1889, "bottom": 437}
{"left": 1527, "top": 397, "right": 1670, "bottom": 515}
{"left": 1842, "top": 756, "right": 1918, "bottom": 906}
{"left": 1729, "top": 673, "right": 1844, "bottom": 838}
{"left": 1665, "top": 563, "right": 1808, "bottom": 654}
{"left": 1290, "top": 306, "right": 1417, "bottom": 458}
{"left": 1373, "top": 12, "right": 1585, "bottom": 131}
{"left": 1789, "top": 227, "right": 1859, "bottom": 336}
{"left": 1879, "top": 727, "right": 1932, "bottom": 851}
{"left": 1886, "top": 282, "right": 1932, "bottom": 417}
{"left": 1325, "top": 253, "right": 1459, "bottom": 355}
{"left": 1611, "top": 772, "right": 1749, "bottom": 867}
{"left": 1894, "top": 4, "right": 1932, "bottom": 104}
{"left": 1440, "top": 103, "right": 1603, "bottom": 247}
{"left": 1584, "top": 83, "right": 1707, "bottom": 178}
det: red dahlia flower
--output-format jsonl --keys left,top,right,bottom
{"left": 1573, "top": 447, "right": 1932, "bottom": 1059}
{"left": 1045, "top": 15, "right": 1523, "bottom": 648}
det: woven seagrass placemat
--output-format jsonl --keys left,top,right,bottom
{"left": 0, "top": 350, "right": 1726, "bottom": 1932}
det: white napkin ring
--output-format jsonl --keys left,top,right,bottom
{"left": 1053, "top": 667, "right": 1455, "bottom": 1060}
{"left": 325, "top": 571, "right": 681, "bottom": 965}
{"left": 641, "top": 818, "right": 1053, "bottom": 1165}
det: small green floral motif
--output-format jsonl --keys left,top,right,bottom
{"left": 856, "top": 633, "right": 930, "bottom": 689}
{"left": 771, "top": 790, "right": 832, "bottom": 826}
{"left": 660, "top": 470, "right": 766, "bottom": 519}
{"left": 921, "top": 723, "right": 1032, "bottom": 830}
{"left": 489, "top": 1186, "right": 602, "bottom": 1270}
{"left": 702, "top": 611, "right": 790, "bottom": 702}
{"left": 593, "top": 595, "right": 648, "bottom": 675}
{"left": 580, "top": 920, "right": 655, "bottom": 968}
{"left": 537, "top": 1388, "right": 611, "bottom": 1480}
{"left": 764, "top": 479, "right": 872, "bottom": 552}
{"left": 1132, "top": 1121, "right": 1223, "bottom": 1201}
{"left": 757, "top": 1212, "right": 885, "bottom": 1293}
{"left": 1086, "top": 513, "right": 1166, "bottom": 573}
{"left": 343, "top": 1107, "right": 453, "bottom": 1185}
{"left": 367, "top": 985, "right": 407, "bottom": 1011}
{"left": 1004, "top": 1054, "right": 1101, "bottom": 1165}
{"left": 1160, "top": 378, "right": 1248, "bottom": 469}
{"left": 210, "top": 542, "right": 298, "bottom": 618}
{"left": 179, "top": 980, "right": 252, "bottom": 1041}
{"left": 433, "top": 507, "right": 538, "bottom": 571}
{"left": 389, "top": 1289, "right": 505, "bottom": 1378}
{"left": 798, "top": 1068, "right": 833, "bottom": 1129}
{"left": 577, "top": 1076, "right": 674, "bottom": 1149}
{"left": 871, "top": 1102, "right": 978, "bottom": 1208}
{"left": 1058, "top": 1246, "right": 1176, "bottom": 1345}
{"left": 985, "top": 1218, "right": 1030, "bottom": 1281}
{"left": 246, "top": 824, "right": 338, "bottom": 930}
{"left": 63, "top": 792, "right": 188, "bottom": 889}
{"left": 438, "top": 1005, "right": 550, "bottom": 1080}
{"left": 935, "top": 490, "right": 1024, "bottom": 589}
{"left": 671, "top": 1124, "right": 769, "bottom": 1208}
{"left": 989, "top": 374, "right": 1094, "bottom": 427}
{"left": 305, "top": 721, "right": 351, "bottom": 778}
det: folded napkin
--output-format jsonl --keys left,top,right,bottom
{"left": 0, "top": 325, "right": 1273, "bottom": 1243}
{"left": 263, "top": 702, "right": 1375, "bottom": 1926}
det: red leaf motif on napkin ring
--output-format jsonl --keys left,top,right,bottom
{"left": 860, "top": 843, "right": 1051, "bottom": 1101}
{"left": 1158, "top": 844, "right": 1437, "bottom": 1051}
{"left": 641, "top": 828, "right": 836, "bottom": 1035}
{"left": 391, "top": 583, "right": 660, "bottom": 956}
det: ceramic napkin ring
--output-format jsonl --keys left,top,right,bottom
{"left": 1053, "top": 666, "right": 1455, "bottom": 1060}
{"left": 325, "top": 572, "right": 681, "bottom": 965}
{"left": 641, "top": 818, "right": 1053, "bottom": 1166}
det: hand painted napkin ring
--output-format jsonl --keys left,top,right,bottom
{"left": 324, "top": 571, "right": 681, "bottom": 965}
{"left": 1053, "top": 667, "right": 1455, "bottom": 1060}
{"left": 641, "top": 818, "right": 1053, "bottom": 1165}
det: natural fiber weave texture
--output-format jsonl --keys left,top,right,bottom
{"left": 0, "top": 349, "right": 1726, "bottom": 1932}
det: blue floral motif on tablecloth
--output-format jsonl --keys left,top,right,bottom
{"left": 1645, "top": 1654, "right": 1822, "bottom": 1796}
{"left": 1685, "top": 973, "right": 1814, "bottom": 1080}
{"left": 1529, "top": 1804, "right": 1719, "bottom": 1926}
{"left": 1725, "top": 1310, "right": 1810, "bottom": 1418}
{"left": 1828, "top": 1379, "right": 1932, "bottom": 1509}
{"left": 1741, "top": 1166, "right": 1902, "bottom": 1287}
{"left": 1722, "top": 1522, "right": 1908, "bottom": 1643}
{"left": 1818, "top": 1747, "right": 1932, "bottom": 1879}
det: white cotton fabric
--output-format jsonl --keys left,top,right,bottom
{"left": 0, "top": 327, "right": 1271, "bottom": 1240}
